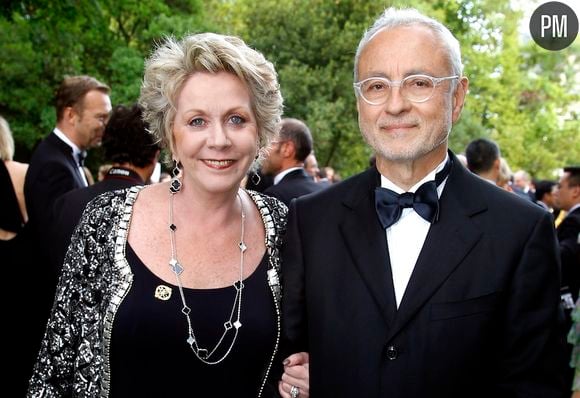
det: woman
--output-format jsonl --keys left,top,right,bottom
{"left": 28, "top": 33, "right": 308, "bottom": 397}
{"left": 1, "top": 116, "right": 31, "bottom": 395}
{"left": 0, "top": 115, "right": 28, "bottom": 241}
{"left": 497, "top": 157, "right": 514, "bottom": 193}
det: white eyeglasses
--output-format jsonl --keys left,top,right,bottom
{"left": 353, "top": 74, "right": 459, "bottom": 104}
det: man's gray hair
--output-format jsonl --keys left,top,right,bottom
{"left": 354, "top": 8, "right": 463, "bottom": 81}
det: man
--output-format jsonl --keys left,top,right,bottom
{"left": 554, "top": 166, "right": 580, "bottom": 389}
{"left": 513, "top": 169, "right": 535, "bottom": 202}
{"left": 554, "top": 167, "right": 580, "bottom": 314}
{"left": 535, "top": 179, "right": 558, "bottom": 213}
{"left": 262, "top": 118, "right": 325, "bottom": 205}
{"left": 281, "top": 8, "right": 564, "bottom": 397}
{"left": 465, "top": 138, "right": 501, "bottom": 184}
{"left": 51, "top": 104, "right": 160, "bottom": 272}
{"left": 304, "top": 152, "right": 332, "bottom": 187}
{"left": 304, "top": 152, "right": 321, "bottom": 182}
{"left": 24, "top": 75, "right": 111, "bottom": 241}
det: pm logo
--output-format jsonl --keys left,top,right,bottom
{"left": 530, "top": 1, "right": 578, "bottom": 50}
{"left": 541, "top": 14, "right": 568, "bottom": 38}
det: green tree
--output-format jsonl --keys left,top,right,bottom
{"left": 213, "top": 0, "right": 406, "bottom": 176}
{"left": 0, "top": 0, "right": 211, "bottom": 165}
{"left": 2, "top": 0, "right": 576, "bottom": 178}
{"left": 435, "top": 0, "right": 579, "bottom": 178}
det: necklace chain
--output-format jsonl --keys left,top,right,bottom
{"left": 168, "top": 190, "right": 246, "bottom": 365}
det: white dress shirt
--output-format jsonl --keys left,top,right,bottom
{"left": 53, "top": 128, "right": 88, "bottom": 187}
{"left": 380, "top": 155, "right": 449, "bottom": 308}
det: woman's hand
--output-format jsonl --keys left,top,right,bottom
{"left": 278, "top": 352, "right": 309, "bottom": 398}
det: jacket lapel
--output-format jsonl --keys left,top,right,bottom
{"left": 48, "top": 132, "right": 85, "bottom": 187}
{"left": 339, "top": 168, "right": 397, "bottom": 326}
{"left": 386, "top": 155, "right": 485, "bottom": 340}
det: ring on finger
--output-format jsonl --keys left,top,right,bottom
{"left": 290, "top": 385, "right": 300, "bottom": 398}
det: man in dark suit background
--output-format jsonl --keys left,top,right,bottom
{"left": 279, "top": 7, "right": 564, "bottom": 398}
{"left": 555, "top": 166, "right": 580, "bottom": 313}
{"left": 25, "top": 75, "right": 111, "bottom": 231}
{"left": 555, "top": 166, "right": 580, "bottom": 293}
{"left": 19, "top": 75, "right": 111, "bottom": 389}
{"left": 465, "top": 138, "right": 501, "bottom": 185}
{"left": 24, "top": 75, "right": 112, "bottom": 274}
{"left": 554, "top": 166, "right": 580, "bottom": 390}
{"left": 51, "top": 104, "right": 160, "bottom": 273}
{"left": 513, "top": 169, "right": 536, "bottom": 202}
{"left": 262, "top": 118, "right": 324, "bottom": 206}
{"left": 535, "top": 179, "right": 558, "bottom": 213}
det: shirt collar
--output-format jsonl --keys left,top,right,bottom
{"left": 380, "top": 154, "right": 449, "bottom": 194}
{"left": 53, "top": 127, "right": 84, "bottom": 159}
{"left": 568, "top": 203, "right": 580, "bottom": 215}
{"left": 274, "top": 166, "right": 303, "bottom": 185}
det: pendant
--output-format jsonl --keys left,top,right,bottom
{"left": 154, "top": 285, "right": 172, "bottom": 300}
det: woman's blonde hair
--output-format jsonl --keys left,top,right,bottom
{"left": 0, "top": 115, "right": 15, "bottom": 161}
{"left": 139, "top": 33, "right": 283, "bottom": 165}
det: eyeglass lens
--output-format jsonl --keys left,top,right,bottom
{"left": 360, "top": 76, "right": 437, "bottom": 103}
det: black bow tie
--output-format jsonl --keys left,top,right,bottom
{"left": 76, "top": 151, "right": 86, "bottom": 167}
{"left": 375, "top": 159, "right": 452, "bottom": 229}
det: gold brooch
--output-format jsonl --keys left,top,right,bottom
{"left": 154, "top": 285, "right": 172, "bottom": 301}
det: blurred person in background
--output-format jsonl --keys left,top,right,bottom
{"left": 513, "top": 169, "right": 535, "bottom": 202}
{"left": 497, "top": 157, "right": 514, "bottom": 192}
{"left": 51, "top": 103, "right": 160, "bottom": 274}
{"left": 465, "top": 138, "right": 500, "bottom": 184}
{"left": 554, "top": 166, "right": 580, "bottom": 392}
{"left": 1, "top": 114, "right": 34, "bottom": 398}
{"left": 0, "top": 115, "right": 28, "bottom": 242}
{"left": 262, "top": 118, "right": 325, "bottom": 206}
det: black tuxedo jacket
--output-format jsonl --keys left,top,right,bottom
{"left": 24, "top": 132, "right": 86, "bottom": 230}
{"left": 264, "top": 168, "right": 325, "bottom": 206}
{"left": 282, "top": 152, "right": 565, "bottom": 397}
{"left": 23, "top": 131, "right": 86, "bottom": 302}
{"left": 558, "top": 207, "right": 580, "bottom": 300}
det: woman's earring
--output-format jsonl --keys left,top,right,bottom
{"left": 169, "top": 160, "right": 182, "bottom": 194}
{"left": 251, "top": 172, "right": 261, "bottom": 186}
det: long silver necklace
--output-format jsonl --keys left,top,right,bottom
{"left": 168, "top": 190, "right": 246, "bottom": 365}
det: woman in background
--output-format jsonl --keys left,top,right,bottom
{"left": 0, "top": 115, "right": 28, "bottom": 241}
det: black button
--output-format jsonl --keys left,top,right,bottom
{"left": 386, "top": 345, "right": 398, "bottom": 360}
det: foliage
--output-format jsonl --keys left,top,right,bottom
{"left": 211, "top": 0, "right": 389, "bottom": 175}
{"left": 441, "top": 0, "right": 580, "bottom": 178}
{"left": 215, "top": 0, "right": 578, "bottom": 178}
{"left": 1, "top": 0, "right": 577, "bottom": 179}
{"left": 0, "top": 0, "right": 211, "bottom": 166}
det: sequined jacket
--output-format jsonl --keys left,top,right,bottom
{"left": 27, "top": 186, "right": 287, "bottom": 398}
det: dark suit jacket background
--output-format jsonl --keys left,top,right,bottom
{"left": 556, "top": 207, "right": 580, "bottom": 398}
{"left": 263, "top": 168, "right": 324, "bottom": 206}
{"left": 51, "top": 171, "right": 144, "bottom": 273}
{"left": 281, "top": 152, "right": 565, "bottom": 397}
{"left": 558, "top": 207, "right": 580, "bottom": 308}
{"left": 23, "top": 131, "right": 86, "bottom": 294}
{"left": 25, "top": 133, "right": 86, "bottom": 230}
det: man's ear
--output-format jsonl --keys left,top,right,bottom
{"left": 572, "top": 184, "right": 580, "bottom": 200}
{"left": 63, "top": 106, "right": 79, "bottom": 125}
{"left": 281, "top": 140, "right": 296, "bottom": 159}
{"left": 452, "top": 77, "right": 469, "bottom": 124}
